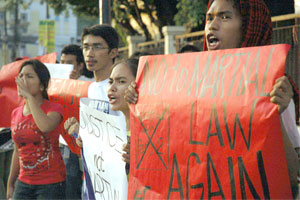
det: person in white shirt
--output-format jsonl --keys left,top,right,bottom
{"left": 64, "top": 24, "right": 126, "bottom": 199}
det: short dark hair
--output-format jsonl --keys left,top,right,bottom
{"left": 112, "top": 58, "right": 139, "bottom": 78}
{"left": 61, "top": 44, "right": 84, "bottom": 64}
{"left": 208, "top": 0, "right": 240, "bottom": 11}
{"left": 81, "top": 24, "right": 119, "bottom": 50}
{"left": 129, "top": 51, "right": 154, "bottom": 59}
{"left": 61, "top": 44, "right": 93, "bottom": 78}
{"left": 125, "top": 58, "right": 139, "bottom": 78}
{"left": 19, "top": 59, "right": 50, "bottom": 100}
{"left": 178, "top": 44, "right": 200, "bottom": 53}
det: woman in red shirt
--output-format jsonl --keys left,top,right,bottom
{"left": 7, "top": 59, "right": 66, "bottom": 199}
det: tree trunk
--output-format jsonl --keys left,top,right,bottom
{"left": 99, "top": 0, "right": 111, "bottom": 24}
{"left": 11, "top": 0, "right": 19, "bottom": 61}
{"left": 46, "top": 0, "right": 49, "bottom": 19}
{"left": 143, "top": 1, "right": 164, "bottom": 38}
{"left": 119, "top": 20, "right": 139, "bottom": 35}
{"left": 132, "top": 0, "right": 151, "bottom": 40}
{"left": 2, "top": 10, "right": 8, "bottom": 64}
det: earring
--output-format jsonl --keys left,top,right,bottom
{"left": 40, "top": 86, "right": 44, "bottom": 91}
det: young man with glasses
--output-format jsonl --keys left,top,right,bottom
{"left": 65, "top": 24, "right": 122, "bottom": 143}
{"left": 64, "top": 24, "right": 126, "bottom": 199}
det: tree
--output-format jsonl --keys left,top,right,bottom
{"left": 47, "top": 0, "right": 179, "bottom": 41}
{"left": 46, "top": 0, "right": 297, "bottom": 42}
{"left": 174, "top": 0, "right": 207, "bottom": 32}
{"left": 47, "top": 0, "right": 98, "bottom": 17}
{"left": 264, "top": 0, "right": 294, "bottom": 16}
{"left": 113, "top": 0, "right": 179, "bottom": 40}
{"left": 103, "top": 0, "right": 179, "bottom": 41}
{"left": 1, "top": 0, "right": 35, "bottom": 61}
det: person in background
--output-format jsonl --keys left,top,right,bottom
{"left": 7, "top": 59, "right": 65, "bottom": 199}
{"left": 60, "top": 44, "right": 89, "bottom": 199}
{"left": 178, "top": 44, "right": 200, "bottom": 53}
{"left": 125, "top": 0, "right": 299, "bottom": 197}
{"left": 129, "top": 51, "right": 154, "bottom": 60}
{"left": 60, "top": 44, "right": 94, "bottom": 81}
{"left": 0, "top": 128, "right": 13, "bottom": 199}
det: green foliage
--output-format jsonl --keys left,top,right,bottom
{"left": 174, "top": 0, "right": 207, "bottom": 31}
{"left": 46, "top": 0, "right": 208, "bottom": 40}
{"left": 47, "top": 0, "right": 98, "bottom": 17}
{"left": 114, "top": 22, "right": 128, "bottom": 47}
{"left": 112, "top": 0, "right": 130, "bottom": 27}
{"left": 1, "top": 0, "right": 19, "bottom": 10}
{"left": 46, "top": 0, "right": 67, "bottom": 15}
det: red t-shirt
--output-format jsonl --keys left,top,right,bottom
{"left": 11, "top": 100, "right": 66, "bottom": 185}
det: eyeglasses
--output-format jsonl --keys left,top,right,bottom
{"left": 82, "top": 44, "right": 110, "bottom": 52}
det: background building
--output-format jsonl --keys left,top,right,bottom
{"left": 0, "top": 0, "right": 97, "bottom": 67}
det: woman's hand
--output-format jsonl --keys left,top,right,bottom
{"left": 75, "top": 135, "right": 83, "bottom": 148}
{"left": 122, "top": 139, "right": 130, "bottom": 164}
{"left": 64, "top": 117, "right": 79, "bottom": 136}
{"left": 64, "top": 117, "right": 82, "bottom": 147}
{"left": 270, "top": 76, "right": 293, "bottom": 114}
{"left": 15, "top": 77, "right": 32, "bottom": 99}
{"left": 125, "top": 82, "right": 138, "bottom": 104}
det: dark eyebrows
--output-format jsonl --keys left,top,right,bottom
{"left": 82, "top": 42, "right": 104, "bottom": 46}
{"left": 20, "top": 72, "right": 35, "bottom": 76}
{"left": 218, "top": 11, "right": 233, "bottom": 16}
{"left": 115, "top": 76, "right": 127, "bottom": 81}
{"left": 109, "top": 76, "right": 128, "bottom": 81}
{"left": 206, "top": 10, "right": 233, "bottom": 17}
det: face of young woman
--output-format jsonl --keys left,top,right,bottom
{"left": 205, "top": 0, "right": 243, "bottom": 51}
{"left": 107, "top": 63, "right": 135, "bottom": 113}
{"left": 18, "top": 65, "right": 42, "bottom": 97}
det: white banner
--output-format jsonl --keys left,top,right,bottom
{"left": 45, "top": 63, "right": 73, "bottom": 79}
{"left": 296, "top": 0, "right": 300, "bottom": 13}
{"left": 80, "top": 98, "right": 128, "bottom": 200}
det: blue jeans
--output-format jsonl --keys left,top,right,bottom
{"left": 12, "top": 179, "right": 65, "bottom": 200}
{"left": 60, "top": 145, "right": 83, "bottom": 199}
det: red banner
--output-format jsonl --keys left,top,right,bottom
{"left": 128, "top": 45, "right": 293, "bottom": 199}
{"left": 48, "top": 79, "right": 91, "bottom": 154}
{"left": 0, "top": 53, "right": 89, "bottom": 154}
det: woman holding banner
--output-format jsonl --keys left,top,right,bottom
{"left": 125, "top": 0, "right": 299, "bottom": 198}
{"left": 7, "top": 60, "right": 66, "bottom": 199}
{"left": 107, "top": 58, "right": 139, "bottom": 166}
